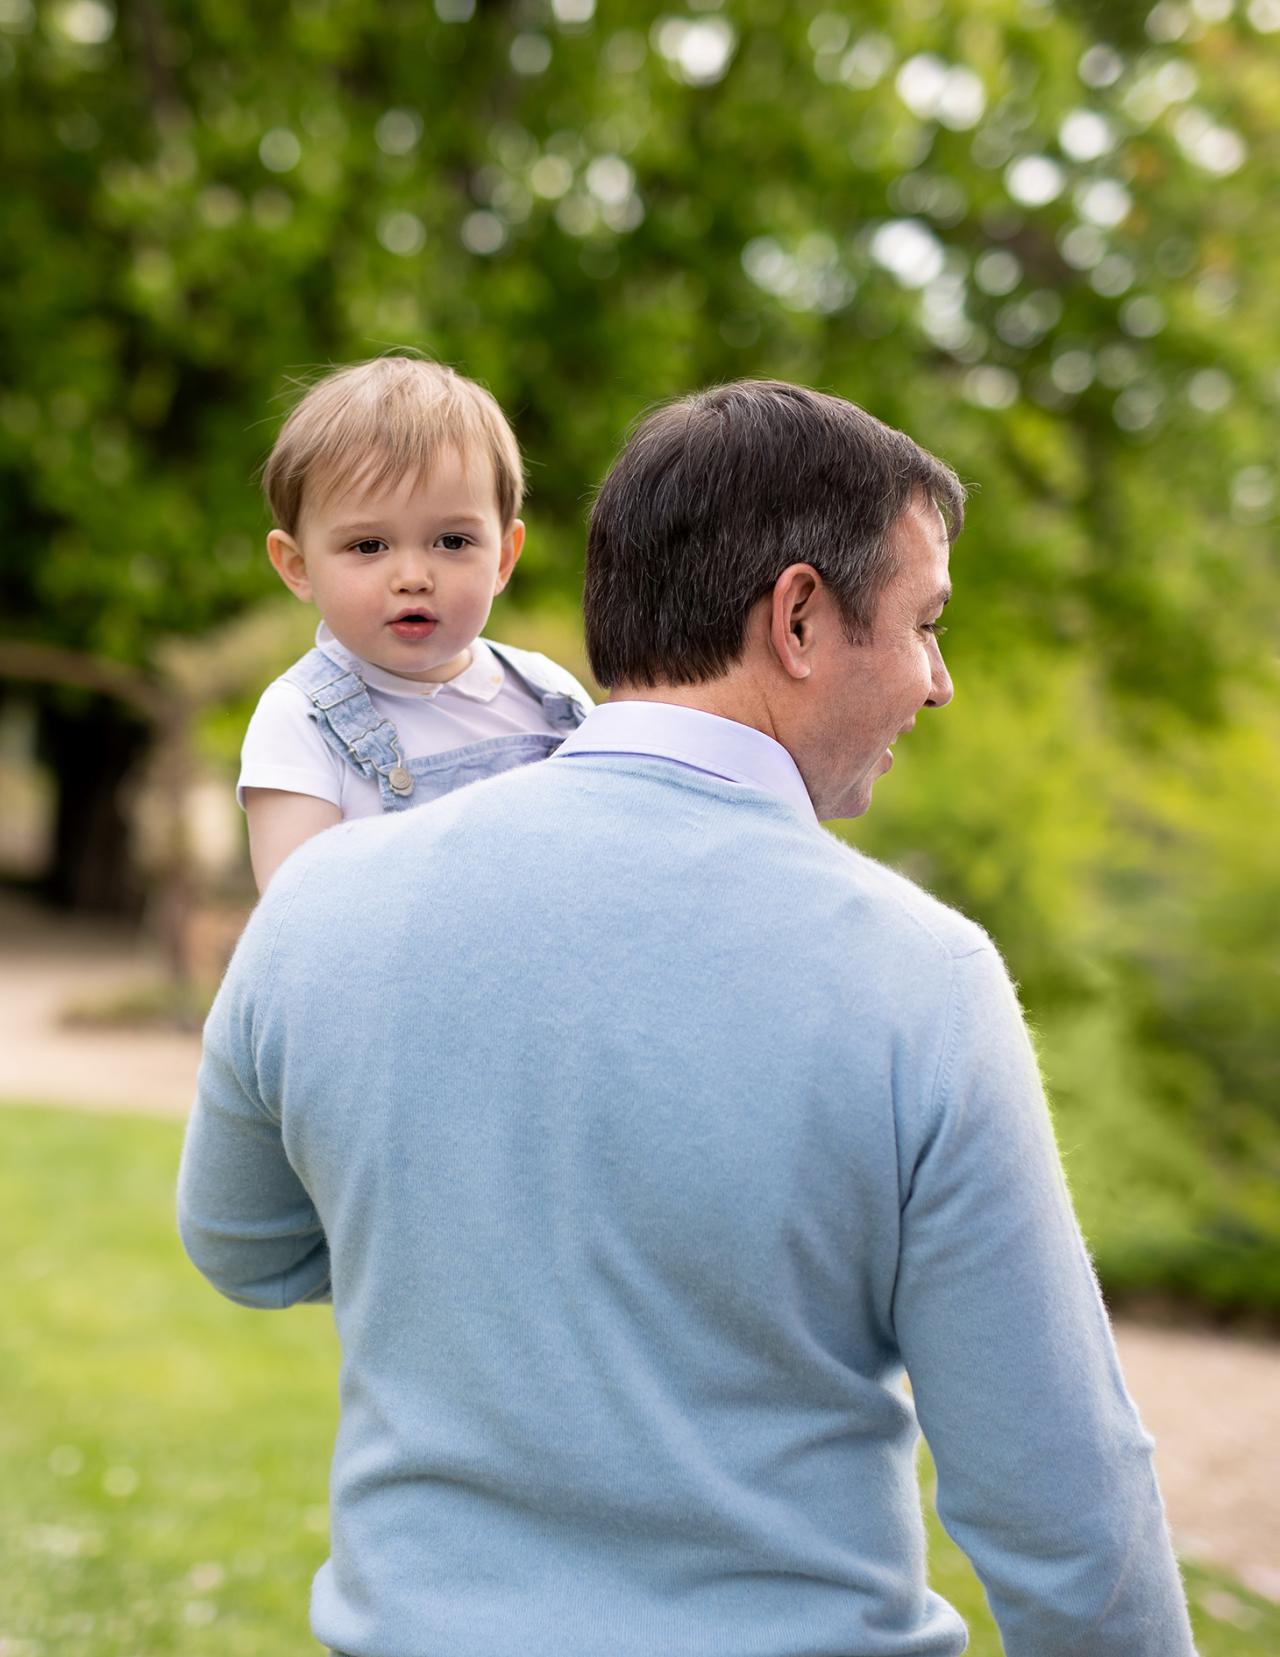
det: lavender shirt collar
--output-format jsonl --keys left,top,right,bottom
{"left": 554, "top": 701, "right": 816, "bottom": 821}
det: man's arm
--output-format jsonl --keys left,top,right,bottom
{"left": 895, "top": 945, "right": 1196, "bottom": 1657}
{"left": 177, "top": 861, "right": 331, "bottom": 1307}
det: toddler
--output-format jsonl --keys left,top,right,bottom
{"left": 240, "top": 356, "right": 592, "bottom": 889}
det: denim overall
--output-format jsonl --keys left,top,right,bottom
{"left": 283, "top": 641, "right": 589, "bottom": 813}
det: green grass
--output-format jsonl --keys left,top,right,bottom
{"left": 2, "top": 1104, "right": 1276, "bottom": 1656}
{"left": 1, "top": 1105, "right": 335, "bottom": 1656}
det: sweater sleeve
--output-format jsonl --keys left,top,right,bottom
{"left": 177, "top": 861, "right": 331, "bottom": 1308}
{"left": 893, "top": 945, "right": 1196, "bottom": 1657}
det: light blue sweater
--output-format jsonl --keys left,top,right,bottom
{"left": 178, "top": 755, "right": 1195, "bottom": 1657}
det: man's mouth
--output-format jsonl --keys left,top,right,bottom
{"left": 389, "top": 611, "right": 437, "bottom": 640}
{"left": 886, "top": 721, "right": 914, "bottom": 752}
{"left": 883, "top": 723, "right": 914, "bottom": 768}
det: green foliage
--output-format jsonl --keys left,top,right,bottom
{"left": 3, "top": 1104, "right": 1279, "bottom": 1655}
{"left": 2, "top": 0, "right": 1276, "bottom": 680}
{"left": 2, "top": 1, "right": 1277, "bottom": 1307}
{"left": 845, "top": 650, "right": 1280, "bottom": 1315}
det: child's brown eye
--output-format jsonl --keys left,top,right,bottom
{"left": 353, "top": 540, "right": 383, "bottom": 556}
{"left": 439, "top": 534, "right": 469, "bottom": 551}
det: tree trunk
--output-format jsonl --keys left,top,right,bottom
{"left": 37, "top": 693, "right": 151, "bottom": 916}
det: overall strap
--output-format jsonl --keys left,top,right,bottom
{"left": 484, "top": 640, "right": 590, "bottom": 732}
{"left": 282, "top": 648, "right": 410, "bottom": 791}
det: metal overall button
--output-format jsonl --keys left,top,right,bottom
{"left": 386, "top": 765, "right": 415, "bottom": 797}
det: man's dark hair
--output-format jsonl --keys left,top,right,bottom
{"left": 584, "top": 379, "right": 965, "bottom": 688}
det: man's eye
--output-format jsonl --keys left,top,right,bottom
{"left": 438, "top": 534, "right": 470, "bottom": 551}
{"left": 352, "top": 539, "right": 385, "bottom": 556}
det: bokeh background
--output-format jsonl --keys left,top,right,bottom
{"left": 1, "top": 0, "right": 1278, "bottom": 1652}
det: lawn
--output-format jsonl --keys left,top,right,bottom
{"left": 1, "top": 1103, "right": 1275, "bottom": 1656}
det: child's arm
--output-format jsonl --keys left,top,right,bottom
{"left": 244, "top": 787, "right": 341, "bottom": 893}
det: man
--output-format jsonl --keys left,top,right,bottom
{"left": 179, "top": 381, "right": 1196, "bottom": 1657}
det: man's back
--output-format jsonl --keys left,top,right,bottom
{"left": 181, "top": 753, "right": 1192, "bottom": 1657}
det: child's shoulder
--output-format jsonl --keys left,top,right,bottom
{"left": 239, "top": 655, "right": 346, "bottom": 804}
{"left": 248, "top": 645, "right": 363, "bottom": 722}
{"left": 243, "top": 668, "right": 324, "bottom": 755}
{"left": 277, "top": 644, "right": 355, "bottom": 698}
{"left": 244, "top": 644, "right": 352, "bottom": 743}
{"left": 484, "top": 638, "right": 595, "bottom": 709}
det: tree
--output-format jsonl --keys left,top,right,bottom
{"left": 3, "top": 0, "right": 1274, "bottom": 695}
{"left": 3, "top": 0, "right": 1278, "bottom": 1305}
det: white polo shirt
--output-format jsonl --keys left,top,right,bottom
{"left": 238, "top": 624, "right": 593, "bottom": 820}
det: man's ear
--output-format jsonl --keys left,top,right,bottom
{"left": 494, "top": 519, "right": 525, "bottom": 594}
{"left": 769, "top": 563, "right": 822, "bottom": 681}
{"left": 266, "top": 529, "right": 312, "bottom": 603}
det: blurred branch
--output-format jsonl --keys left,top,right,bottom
{"left": 0, "top": 640, "right": 175, "bottom": 725}
{"left": 118, "top": 0, "right": 186, "bottom": 129}
{"left": 152, "top": 597, "right": 315, "bottom": 702}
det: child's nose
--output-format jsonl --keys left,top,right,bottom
{"left": 392, "top": 553, "right": 434, "bottom": 590}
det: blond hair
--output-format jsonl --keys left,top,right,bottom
{"left": 263, "top": 356, "right": 524, "bottom": 535}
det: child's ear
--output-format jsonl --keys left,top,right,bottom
{"left": 266, "top": 529, "right": 312, "bottom": 603}
{"left": 494, "top": 519, "right": 525, "bottom": 594}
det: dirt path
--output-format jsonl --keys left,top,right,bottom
{"left": 1114, "top": 1322, "right": 1280, "bottom": 1602}
{"left": 0, "top": 892, "right": 204, "bottom": 1115}
{"left": 2, "top": 889, "right": 1277, "bottom": 1599}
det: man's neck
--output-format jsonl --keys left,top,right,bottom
{"left": 607, "top": 678, "right": 778, "bottom": 742}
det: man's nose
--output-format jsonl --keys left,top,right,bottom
{"left": 925, "top": 649, "right": 953, "bottom": 709}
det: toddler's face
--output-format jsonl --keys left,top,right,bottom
{"left": 268, "top": 447, "right": 523, "bottom": 682}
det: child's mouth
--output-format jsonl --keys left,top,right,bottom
{"left": 389, "top": 614, "right": 437, "bottom": 640}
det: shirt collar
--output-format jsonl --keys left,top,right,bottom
{"left": 315, "top": 623, "right": 504, "bottom": 703}
{"left": 554, "top": 700, "right": 816, "bottom": 820}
